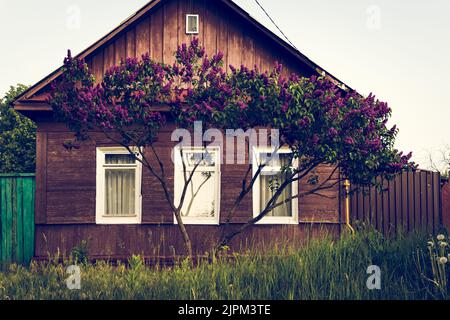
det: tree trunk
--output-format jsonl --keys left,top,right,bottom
{"left": 174, "top": 209, "right": 193, "bottom": 261}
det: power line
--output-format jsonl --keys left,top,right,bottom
{"left": 253, "top": 0, "right": 298, "bottom": 50}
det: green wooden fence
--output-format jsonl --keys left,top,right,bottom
{"left": 0, "top": 174, "right": 35, "bottom": 266}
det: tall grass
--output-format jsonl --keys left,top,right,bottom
{"left": 0, "top": 227, "right": 444, "bottom": 300}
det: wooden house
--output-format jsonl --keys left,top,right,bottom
{"left": 13, "top": 0, "right": 349, "bottom": 260}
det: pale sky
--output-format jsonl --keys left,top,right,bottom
{"left": 1, "top": 0, "right": 449, "bottom": 170}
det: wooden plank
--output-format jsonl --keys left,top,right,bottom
{"left": 150, "top": 6, "right": 164, "bottom": 62}
{"left": 91, "top": 50, "right": 104, "bottom": 83}
{"left": 388, "top": 180, "right": 395, "bottom": 234}
{"left": 227, "top": 18, "right": 243, "bottom": 69}
{"left": 427, "top": 171, "right": 434, "bottom": 231}
{"left": 437, "top": 172, "right": 443, "bottom": 228}
{"left": 114, "top": 34, "right": 127, "bottom": 65}
{"left": 163, "top": 0, "right": 179, "bottom": 65}
{"left": 5, "top": 178, "right": 12, "bottom": 264}
{"left": 217, "top": 12, "right": 229, "bottom": 71}
{"left": 394, "top": 174, "right": 402, "bottom": 233}
{"left": 126, "top": 28, "right": 136, "bottom": 58}
{"left": 242, "top": 31, "right": 255, "bottom": 68}
{"left": 23, "top": 177, "right": 35, "bottom": 264}
{"left": 350, "top": 186, "right": 357, "bottom": 221}
{"left": 193, "top": 0, "right": 205, "bottom": 43}
{"left": 35, "top": 131, "right": 47, "bottom": 224}
{"left": 420, "top": 172, "right": 427, "bottom": 231}
{"left": 401, "top": 172, "right": 408, "bottom": 231}
{"left": 357, "top": 187, "right": 364, "bottom": 222}
{"left": 388, "top": 177, "right": 396, "bottom": 234}
{"left": 363, "top": 186, "right": 370, "bottom": 223}
{"left": 203, "top": 0, "right": 218, "bottom": 57}
{"left": 177, "top": 0, "right": 192, "bottom": 52}
{"left": 407, "top": 172, "right": 415, "bottom": 232}
{"left": 135, "top": 16, "right": 151, "bottom": 58}
{"left": 382, "top": 178, "right": 390, "bottom": 235}
{"left": 10, "top": 178, "right": 16, "bottom": 262}
{"left": 103, "top": 42, "right": 115, "bottom": 73}
{"left": 375, "top": 179, "right": 383, "bottom": 231}
{"left": 16, "top": 178, "right": 24, "bottom": 263}
{"left": 259, "top": 40, "right": 276, "bottom": 73}
{"left": 0, "top": 178, "right": 6, "bottom": 264}
{"left": 414, "top": 171, "right": 421, "bottom": 230}
{"left": 433, "top": 173, "right": 440, "bottom": 232}
{"left": 369, "top": 185, "right": 376, "bottom": 227}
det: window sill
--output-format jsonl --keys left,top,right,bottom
{"left": 174, "top": 217, "right": 220, "bottom": 226}
{"left": 102, "top": 215, "right": 137, "bottom": 218}
{"left": 96, "top": 216, "right": 141, "bottom": 225}
{"left": 254, "top": 218, "right": 299, "bottom": 225}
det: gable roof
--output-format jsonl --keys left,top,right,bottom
{"left": 13, "top": 0, "right": 350, "bottom": 110}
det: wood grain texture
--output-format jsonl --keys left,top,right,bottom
{"left": 135, "top": 16, "right": 151, "bottom": 58}
{"left": 351, "top": 171, "right": 442, "bottom": 235}
{"left": 35, "top": 131, "right": 47, "bottom": 224}
{"left": 0, "top": 175, "right": 35, "bottom": 265}
{"left": 442, "top": 182, "right": 450, "bottom": 230}
{"left": 34, "top": 224, "right": 340, "bottom": 260}
{"left": 40, "top": 126, "right": 341, "bottom": 226}
{"left": 126, "top": 29, "right": 136, "bottom": 58}
{"left": 163, "top": 0, "right": 179, "bottom": 65}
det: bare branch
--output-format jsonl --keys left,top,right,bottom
{"left": 219, "top": 160, "right": 337, "bottom": 247}
{"left": 176, "top": 148, "right": 205, "bottom": 212}
{"left": 150, "top": 144, "right": 166, "bottom": 180}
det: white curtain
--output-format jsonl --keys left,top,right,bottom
{"left": 105, "top": 154, "right": 136, "bottom": 216}
{"left": 260, "top": 154, "right": 293, "bottom": 217}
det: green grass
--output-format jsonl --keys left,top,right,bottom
{"left": 0, "top": 227, "right": 447, "bottom": 300}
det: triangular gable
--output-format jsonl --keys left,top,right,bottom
{"left": 13, "top": 0, "right": 349, "bottom": 111}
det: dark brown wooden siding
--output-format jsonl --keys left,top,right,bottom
{"left": 36, "top": 122, "right": 342, "bottom": 224}
{"left": 34, "top": 224, "right": 340, "bottom": 260}
{"left": 34, "top": 120, "right": 342, "bottom": 258}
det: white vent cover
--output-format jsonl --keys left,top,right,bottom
{"left": 186, "top": 14, "right": 199, "bottom": 34}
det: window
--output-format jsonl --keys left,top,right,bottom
{"left": 252, "top": 147, "right": 298, "bottom": 224}
{"left": 96, "top": 147, "right": 142, "bottom": 224}
{"left": 186, "top": 14, "right": 199, "bottom": 34}
{"left": 174, "top": 146, "right": 221, "bottom": 225}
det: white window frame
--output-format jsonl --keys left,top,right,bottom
{"left": 252, "top": 147, "right": 299, "bottom": 225}
{"left": 174, "top": 146, "right": 221, "bottom": 225}
{"left": 96, "top": 147, "right": 142, "bottom": 225}
{"left": 186, "top": 14, "right": 200, "bottom": 34}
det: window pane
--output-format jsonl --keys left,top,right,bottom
{"left": 260, "top": 152, "right": 292, "bottom": 167}
{"left": 105, "top": 169, "right": 136, "bottom": 216}
{"left": 187, "top": 16, "right": 198, "bottom": 33}
{"left": 260, "top": 172, "right": 293, "bottom": 217}
{"left": 183, "top": 150, "right": 216, "bottom": 168}
{"left": 181, "top": 171, "right": 216, "bottom": 218}
{"left": 106, "top": 154, "right": 135, "bottom": 165}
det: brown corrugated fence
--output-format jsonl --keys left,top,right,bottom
{"left": 350, "top": 170, "right": 442, "bottom": 234}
